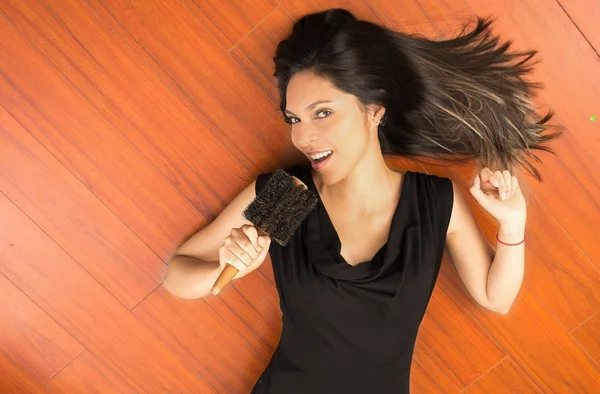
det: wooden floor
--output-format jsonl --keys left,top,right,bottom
{"left": 1, "top": 0, "right": 599, "bottom": 392}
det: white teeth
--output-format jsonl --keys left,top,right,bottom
{"left": 309, "top": 151, "right": 332, "bottom": 160}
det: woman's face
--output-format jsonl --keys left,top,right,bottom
{"left": 285, "top": 70, "right": 383, "bottom": 183}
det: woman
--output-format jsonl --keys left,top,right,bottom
{"left": 163, "top": 9, "right": 561, "bottom": 393}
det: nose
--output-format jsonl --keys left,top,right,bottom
{"left": 292, "top": 123, "right": 318, "bottom": 148}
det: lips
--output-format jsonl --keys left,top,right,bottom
{"left": 310, "top": 151, "right": 333, "bottom": 170}
{"left": 306, "top": 150, "right": 333, "bottom": 161}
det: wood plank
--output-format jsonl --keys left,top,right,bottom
{"left": 0, "top": 104, "right": 162, "bottom": 309}
{"left": 416, "top": 283, "right": 506, "bottom": 388}
{"left": 572, "top": 312, "right": 600, "bottom": 368}
{"left": 463, "top": 357, "right": 541, "bottom": 393}
{"left": 231, "top": 5, "right": 293, "bottom": 103}
{"left": 205, "top": 267, "right": 282, "bottom": 361}
{"left": 96, "top": 0, "right": 291, "bottom": 173}
{"left": 423, "top": 160, "right": 600, "bottom": 331}
{"left": 373, "top": 0, "right": 474, "bottom": 24}
{"left": 279, "top": 0, "right": 391, "bottom": 27}
{"left": 410, "top": 344, "right": 461, "bottom": 393}
{"left": 2, "top": 0, "right": 254, "bottom": 224}
{"left": 45, "top": 351, "right": 137, "bottom": 394}
{"left": 0, "top": 194, "right": 217, "bottom": 393}
{"left": 132, "top": 286, "right": 268, "bottom": 393}
{"left": 439, "top": 261, "right": 600, "bottom": 392}
{"left": 515, "top": 113, "right": 600, "bottom": 272}
{"left": 0, "top": 273, "right": 83, "bottom": 384}
{"left": 0, "top": 347, "right": 49, "bottom": 394}
{"left": 557, "top": 0, "right": 600, "bottom": 55}
{"left": 399, "top": 18, "right": 479, "bottom": 41}
{"left": 181, "top": 0, "right": 278, "bottom": 50}
{"left": 0, "top": 14, "right": 202, "bottom": 265}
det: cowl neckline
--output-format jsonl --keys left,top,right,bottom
{"left": 303, "top": 168, "right": 413, "bottom": 282}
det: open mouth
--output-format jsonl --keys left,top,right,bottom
{"left": 309, "top": 151, "right": 333, "bottom": 169}
{"left": 313, "top": 154, "right": 331, "bottom": 163}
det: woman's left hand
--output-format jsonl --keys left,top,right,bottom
{"left": 469, "top": 168, "right": 527, "bottom": 227}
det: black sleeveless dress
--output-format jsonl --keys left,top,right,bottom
{"left": 250, "top": 164, "right": 454, "bottom": 394}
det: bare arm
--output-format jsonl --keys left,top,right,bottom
{"left": 446, "top": 181, "right": 525, "bottom": 314}
{"left": 163, "top": 180, "right": 260, "bottom": 299}
{"left": 163, "top": 256, "right": 222, "bottom": 300}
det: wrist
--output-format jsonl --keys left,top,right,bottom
{"left": 497, "top": 225, "right": 526, "bottom": 244}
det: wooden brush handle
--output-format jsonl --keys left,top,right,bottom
{"left": 210, "top": 227, "right": 271, "bottom": 296}
{"left": 211, "top": 264, "right": 239, "bottom": 295}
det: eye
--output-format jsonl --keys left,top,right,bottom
{"left": 284, "top": 116, "right": 299, "bottom": 125}
{"left": 316, "top": 109, "right": 331, "bottom": 119}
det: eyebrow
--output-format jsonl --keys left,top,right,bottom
{"left": 285, "top": 100, "right": 333, "bottom": 115}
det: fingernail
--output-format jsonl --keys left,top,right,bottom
{"left": 256, "top": 246, "right": 262, "bottom": 253}
{"left": 502, "top": 192, "right": 506, "bottom": 199}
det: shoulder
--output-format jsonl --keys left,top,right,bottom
{"left": 412, "top": 171, "right": 454, "bottom": 211}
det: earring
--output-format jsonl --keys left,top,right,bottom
{"left": 379, "top": 115, "right": 387, "bottom": 127}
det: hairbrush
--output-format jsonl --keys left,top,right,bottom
{"left": 211, "top": 169, "right": 318, "bottom": 295}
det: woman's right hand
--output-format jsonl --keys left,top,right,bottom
{"left": 219, "top": 224, "right": 271, "bottom": 279}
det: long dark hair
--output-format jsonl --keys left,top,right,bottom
{"left": 273, "top": 9, "right": 562, "bottom": 180}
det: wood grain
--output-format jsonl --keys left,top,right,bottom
{"left": 205, "top": 269, "right": 282, "bottom": 361}
{"left": 45, "top": 351, "right": 137, "bottom": 394}
{"left": 463, "top": 357, "right": 541, "bottom": 393}
{"left": 0, "top": 193, "right": 216, "bottom": 393}
{"left": 279, "top": 0, "right": 391, "bottom": 26}
{"left": 439, "top": 261, "right": 600, "bottom": 392}
{"left": 374, "top": 0, "right": 474, "bottom": 26}
{"left": 0, "top": 273, "right": 83, "bottom": 384}
{"left": 231, "top": 5, "right": 293, "bottom": 103}
{"left": 557, "top": 0, "right": 600, "bottom": 55}
{"left": 0, "top": 348, "right": 49, "bottom": 394}
{"left": 410, "top": 344, "right": 461, "bottom": 393}
{"left": 133, "top": 286, "right": 268, "bottom": 393}
{"left": 0, "top": 105, "right": 162, "bottom": 309}
{"left": 1, "top": 0, "right": 255, "bottom": 225}
{"left": 97, "top": 0, "right": 291, "bottom": 173}
{"left": 0, "top": 11, "right": 201, "bottom": 265}
{"left": 417, "top": 283, "right": 506, "bottom": 388}
{"left": 572, "top": 312, "right": 600, "bottom": 368}
{"left": 183, "top": 0, "right": 278, "bottom": 50}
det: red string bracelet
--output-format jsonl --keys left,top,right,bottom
{"left": 496, "top": 232, "right": 525, "bottom": 246}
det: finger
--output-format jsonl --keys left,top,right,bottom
{"left": 469, "top": 174, "right": 488, "bottom": 204}
{"left": 247, "top": 238, "right": 271, "bottom": 269}
{"left": 511, "top": 175, "right": 519, "bottom": 198}
{"left": 258, "top": 235, "right": 271, "bottom": 248}
{"left": 502, "top": 170, "right": 512, "bottom": 199}
{"left": 494, "top": 170, "right": 506, "bottom": 199}
{"left": 231, "top": 228, "right": 260, "bottom": 260}
{"left": 241, "top": 224, "right": 261, "bottom": 251}
{"left": 248, "top": 236, "right": 271, "bottom": 272}
{"left": 219, "top": 244, "right": 247, "bottom": 272}
{"left": 224, "top": 235, "right": 255, "bottom": 267}
{"left": 479, "top": 167, "right": 495, "bottom": 184}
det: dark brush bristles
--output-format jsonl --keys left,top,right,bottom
{"left": 243, "top": 169, "right": 318, "bottom": 246}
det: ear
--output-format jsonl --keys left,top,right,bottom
{"left": 367, "top": 104, "right": 386, "bottom": 125}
